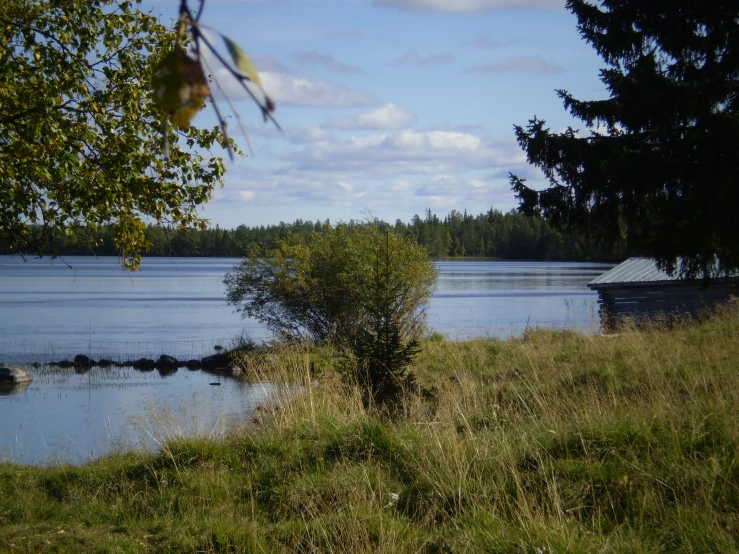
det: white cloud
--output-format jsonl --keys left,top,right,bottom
{"left": 217, "top": 186, "right": 260, "bottom": 204}
{"left": 233, "top": 190, "right": 256, "bottom": 202}
{"left": 282, "top": 129, "right": 527, "bottom": 176}
{"left": 374, "top": 0, "right": 563, "bottom": 13}
{"left": 390, "top": 50, "right": 455, "bottom": 66}
{"left": 231, "top": 174, "right": 368, "bottom": 207}
{"left": 415, "top": 175, "right": 488, "bottom": 197}
{"left": 416, "top": 122, "right": 487, "bottom": 133}
{"left": 327, "top": 104, "right": 416, "bottom": 130}
{"left": 260, "top": 72, "right": 375, "bottom": 107}
{"left": 244, "top": 125, "right": 337, "bottom": 145}
{"left": 216, "top": 128, "right": 528, "bottom": 215}
{"left": 409, "top": 175, "right": 518, "bottom": 212}
{"left": 466, "top": 55, "right": 566, "bottom": 74}
{"left": 387, "top": 179, "right": 415, "bottom": 192}
{"left": 211, "top": 66, "right": 374, "bottom": 108}
{"left": 424, "top": 196, "right": 459, "bottom": 209}
{"left": 292, "top": 51, "right": 366, "bottom": 75}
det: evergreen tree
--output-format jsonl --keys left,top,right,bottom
{"left": 510, "top": 0, "right": 739, "bottom": 277}
{"left": 352, "top": 231, "right": 421, "bottom": 409}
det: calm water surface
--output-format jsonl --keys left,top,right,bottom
{"left": 1, "top": 367, "right": 275, "bottom": 465}
{"left": 429, "top": 260, "right": 612, "bottom": 339}
{"left": 0, "top": 256, "right": 613, "bottom": 464}
{"left": 0, "top": 256, "right": 259, "bottom": 363}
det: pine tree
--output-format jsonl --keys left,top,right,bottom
{"left": 510, "top": 0, "right": 739, "bottom": 277}
{"left": 352, "top": 231, "right": 420, "bottom": 410}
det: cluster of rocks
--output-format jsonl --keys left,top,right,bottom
{"left": 1, "top": 351, "right": 249, "bottom": 396}
{"left": 40, "top": 352, "right": 242, "bottom": 376}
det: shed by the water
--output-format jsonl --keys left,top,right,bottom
{"left": 588, "top": 257, "right": 738, "bottom": 327}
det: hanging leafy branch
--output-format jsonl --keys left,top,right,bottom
{"left": 152, "top": 0, "right": 280, "bottom": 159}
{"left": 1, "top": 0, "right": 280, "bottom": 270}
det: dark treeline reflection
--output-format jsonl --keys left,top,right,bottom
{"left": 4, "top": 208, "right": 629, "bottom": 261}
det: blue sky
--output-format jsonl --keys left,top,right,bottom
{"left": 142, "top": 0, "right": 607, "bottom": 228}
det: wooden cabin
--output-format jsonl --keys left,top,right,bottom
{"left": 588, "top": 257, "right": 738, "bottom": 327}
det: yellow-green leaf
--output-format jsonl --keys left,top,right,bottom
{"left": 223, "top": 36, "right": 262, "bottom": 89}
{"left": 152, "top": 49, "right": 209, "bottom": 129}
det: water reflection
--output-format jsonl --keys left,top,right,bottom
{"left": 0, "top": 381, "right": 31, "bottom": 395}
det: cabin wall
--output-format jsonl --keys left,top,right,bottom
{"left": 595, "top": 281, "right": 738, "bottom": 327}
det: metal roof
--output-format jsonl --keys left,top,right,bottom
{"left": 588, "top": 257, "right": 678, "bottom": 288}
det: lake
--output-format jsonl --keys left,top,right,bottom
{"left": 0, "top": 256, "right": 613, "bottom": 464}
{"left": 0, "top": 366, "right": 277, "bottom": 465}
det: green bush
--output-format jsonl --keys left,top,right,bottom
{"left": 224, "top": 222, "right": 437, "bottom": 406}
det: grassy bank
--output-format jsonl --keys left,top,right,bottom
{"left": 2, "top": 304, "right": 738, "bottom": 553}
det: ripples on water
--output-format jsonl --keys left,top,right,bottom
{"left": 0, "top": 256, "right": 614, "bottom": 362}
{"left": 0, "top": 256, "right": 614, "bottom": 464}
{"left": 428, "top": 260, "right": 613, "bottom": 339}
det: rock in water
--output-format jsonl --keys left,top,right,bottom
{"left": 201, "top": 353, "right": 231, "bottom": 370}
{"left": 155, "top": 355, "right": 179, "bottom": 371}
{"left": 133, "top": 358, "right": 155, "bottom": 371}
{"left": 74, "top": 354, "right": 94, "bottom": 369}
{"left": 0, "top": 366, "right": 33, "bottom": 384}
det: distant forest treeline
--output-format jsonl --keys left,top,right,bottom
{"left": 2, "top": 209, "right": 630, "bottom": 261}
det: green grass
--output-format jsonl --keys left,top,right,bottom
{"left": 2, "top": 301, "right": 739, "bottom": 552}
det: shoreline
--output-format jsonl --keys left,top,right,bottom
{"left": 1, "top": 308, "right": 738, "bottom": 551}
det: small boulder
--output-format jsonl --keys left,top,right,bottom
{"left": 185, "top": 359, "right": 202, "bottom": 370}
{"left": 0, "top": 366, "right": 33, "bottom": 384}
{"left": 97, "top": 359, "right": 113, "bottom": 368}
{"left": 133, "top": 358, "right": 155, "bottom": 371}
{"left": 155, "top": 355, "right": 179, "bottom": 371}
{"left": 58, "top": 360, "right": 74, "bottom": 368}
{"left": 74, "top": 354, "right": 94, "bottom": 369}
{"left": 201, "top": 353, "right": 231, "bottom": 370}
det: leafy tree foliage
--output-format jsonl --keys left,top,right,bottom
{"left": 0, "top": 0, "right": 231, "bottom": 269}
{"left": 510, "top": 0, "right": 739, "bottom": 277}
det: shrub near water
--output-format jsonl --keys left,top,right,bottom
{"left": 1, "top": 304, "right": 738, "bottom": 552}
{"left": 224, "top": 222, "right": 437, "bottom": 411}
